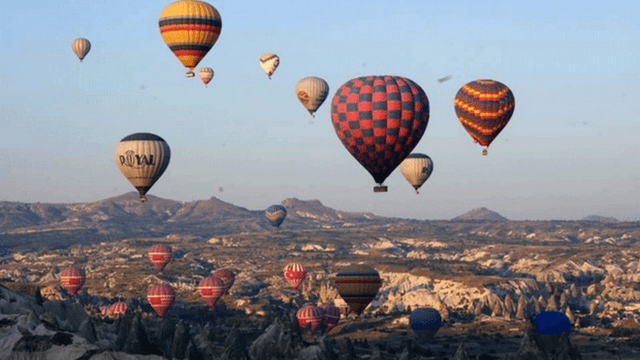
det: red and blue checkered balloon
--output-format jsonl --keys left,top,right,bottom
{"left": 331, "top": 75, "right": 429, "bottom": 187}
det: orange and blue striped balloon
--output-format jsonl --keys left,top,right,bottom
{"left": 159, "top": 0, "right": 222, "bottom": 77}
{"left": 334, "top": 265, "right": 382, "bottom": 316}
{"left": 454, "top": 79, "right": 515, "bottom": 154}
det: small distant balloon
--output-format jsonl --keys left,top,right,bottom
{"left": 399, "top": 153, "right": 434, "bottom": 194}
{"left": 107, "top": 302, "right": 128, "bottom": 319}
{"left": 60, "top": 267, "right": 86, "bottom": 297}
{"left": 437, "top": 76, "right": 451, "bottom": 83}
{"left": 334, "top": 264, "right": 381, "bottom": 316}
{"left": 198, "top": 276, "right": 226, "bottom": 308}
{"left": 149, "top": 244, "right": 172, "bottom": 270}
{"left": 296, "top": 306, "right": 324, "bottom": 332}
{"left": 71, "top": 38, "right": 91, "bottom": 62}
{"left": 218, "top": 187, "right": 224, "bottom": 192}
{"left": 283, "top": 262, "right": 307, "bottom": 291}
{"left": 295, "top": 77, "right": 329, "bottom": 119}
{"left": 318, "top": 303, "right": 341, "bottom": 333}
{"left": 147, "top": 284, "right": 175, "bottom": 317}
{"left": 259, "top": 53, "right": 279, "bottom": 79}
{"left": 410, "top": 307, "right": 442, "bottom": 338}
{"left": 198, "top": 67, "right": 214, "bottom": 87}
{"left": 213, "top": 269, "right": 235, "bottom": 293}
{"left": 265, "top": 204, "right": 287, "bottom": 230}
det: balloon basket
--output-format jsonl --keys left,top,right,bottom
{"left": 482, "top": 149, "right": 488, "bottom": 156}
{"left": 185, "top": 71, "right": 195, "bottom": 78}
{"left": 373, "top": 185, "right": 388, "bottom": 193}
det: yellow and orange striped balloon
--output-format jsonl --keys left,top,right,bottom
{"left": 159, "top": 0, "right": 222, "bottom": 77}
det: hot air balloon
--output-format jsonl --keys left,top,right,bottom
{"left": 107, "top": 301, "right": 128, "bottom": 319}
{"left": 213, "top": 269, "right": 235, "bottom": 293}
{"left": 295, "top": 77, "right": 329, "bottom": 119}
{"left": 533, "top": 311, "right": 572, "bottom": 354}
{"left": 331, "top": 75, "right": 430, "bottom": 192}
{"left": 283, "top": 262, "right": 307, "bottom": 291}
{"left": 158, "top": 0, "right": 222, "bottom": 77}
{"left": 334, "top": 265, "right": 381, "bottom": 316}
{"left": 149, "top": 244, "right": 172, "bottom": 271}
{"left": 259, "top": 53, "right": 279, "bottom": 79}
{"left": 198, "top": 276, "right": 226, "bottom": 308}
{"left": 399, "top": 153, "right": 434, "bottom": 194}
{"left": 318, "top": 303, "right": 341, "bottom": 334}
{"left": 60, "top": 267, "right": 86, "bottom": 297}
{"left": 296, "top": 306, "right": 324, "bottom": 332}
{"left": 265, "top": 204, "right": 287, "bottom": 230}
{"left": 198, "top": 67, "right": 214, "bottom": 87}
{"left": 454, "top": 79, "right": 515, "bottom": 156}
{"left": 410, "top": 307, "right": 442, "bottom": 339}
{"left": 147, "top": 284, "right": 175, "bottom": 317}
{"left": 115, "top": 133, "right": 171, "bottom": 202}
{"left": 71, "top": 38, "right": 91, "bottom": 62}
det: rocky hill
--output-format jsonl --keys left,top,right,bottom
{"left": 452, "top": 207, "right": 508, "bottom": 221}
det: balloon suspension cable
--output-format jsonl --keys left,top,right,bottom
{"left": 309, "top": 113, "right": 315, "bottom": 120}
{"left": 415, "top": 189, "right": 420, "bottom": 195}
{"left": 482, "top": 148, "right": 488, "bottom": 156}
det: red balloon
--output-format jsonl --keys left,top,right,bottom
{"left": 149, "top": 244, "right": 172, "bottom": 270}
{"left": 107, "top": 301, "right": 128, "bottom": 319}
{"left": 331, "top": 75, "right": 430, "bottom": 191}
{"left": 147, "top": 284, "right": 175, "bottom": 317}
{"left": 283, "top": 262, "right": 307, "bottom": 291}
{"left": 198, "top": 276, "right": 226, "bottom": 308}
{"left": 296, "top": 306, "right": 324, "bottom": 332}
{"left": 213, "top": 269, "right": 235, "bottom": 293}
{"left": 60, "top": 267, "right": 86, "bottom": 296}
{"left": 318, "top": 303, "right": 341, "bottom": 333}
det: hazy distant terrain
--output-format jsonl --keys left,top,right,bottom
{"left": 0, "top": 193, "right": 639, "bottom": 359}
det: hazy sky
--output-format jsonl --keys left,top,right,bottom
{"left": 1, "top": 1, "right": 638, "bottom": 221}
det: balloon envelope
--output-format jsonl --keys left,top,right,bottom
{"left": 259, "top": 53, "right": 279, "bottom": 79}
{"left": 534, "top": 311, "right": 572, "bottom": 336}
{"left": 212, "top": 269, "right": 235, "bottom": 293}
{"left": 330, "top": 75, "right": 430, "bottom": 191}
{"left": 318, "top": 303, "right": 341, "bottom": 334}
{"left": 265, "top": 205, "right": 287, "bottom": 229}
{"left": 410, "top": 307, "right": 442, "bottom": 338}
{"left": 399, "top": 153, "right": 434, "bottom": 194}
{"left": 296, "top": 306, "right": 324, "bottom": 332}
{"left": 283, "top": 262, "right": 307, "bottom": 291}
{"left": 295, "top": 77, "right": 329, "bottom": 118}
{"left": 149, "top": 244, "right": 172, "bottom": 270}
{"left": 147, "top": 284, "right": 175, "bottom": 317}
{"left": 198, "top": 276, "right": 226, "bottom": 308}
{"left": 158, "top": 0, "right": 222, "bottom": 77}
{"left": 115, "top": 133, "right": 171, "bottom": 202}
{"left": 71, "top": 38, "right": 91, "bottom": 61}
{"left": 454, "top": 79, "right": 515, "bottom": 151}
{"left": 60, "top": 267, "right": 86, "bottom": 296}
{"left": 107, "top": 302, "right": 128, "bottom": 319}
{"left": 334, "top": 265, "right": 381, "bottom": 316}
{"left": 198, "top": 67, "right": 214, "bottom": 87}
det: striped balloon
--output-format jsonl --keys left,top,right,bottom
{"left": 198, "top": 276, "right": 226, "bottom": 308}
{"left": 283, "top": 262, "right": 307, "bottom": 291}
{"left": 60, "top": 267, "right": 86, "bottom": 297}
{"left": 71, "top": 38, "right": 91, "bottom": 62}
{"left": 334, "top": 265, "right": 381, "bottom": 316}
{"left": 318, "top": 303, "right": 341, "bottom": 333}
{"left": 399, "top": 153, "right": 434, "bottom": 194}
{"left": 198, "top": 67, "right": 214, "bottom": 87}
{"left": 265, "top": 205, "right": 287, "bottom": 229}
{"left": 295, "top": 77, "right": 330, "bottom": 119}
{"left": 115, "top": 133, "right": 171, "bottom": 202}
{"left": 212, "top": 269, "right": 235, "bottom": 293}
{"left": 296, "top": 306, "right": 324, "bottom": 332}
{"left": 454, "top": 79, "right": 515, "bottom": 155}
{"left": 108, "top": 301, "right": 128, "bottom": 319}
{"left": 331, "top": 75, "right": 430, "bottom": 192}
{"left": 159, "top": 0, "right": 222, "bottom": 77}
{"left": 149, "top": 244, "right": 172, "bottom": 270}
{"left": 147, "top": 284, "right": 176, "bottom": 317}
{"left": 259, "top": 53, "right": 279, "bottom": 79}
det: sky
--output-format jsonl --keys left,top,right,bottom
{"left": 1, "top": 1, "right": 639, "bottom": 221}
